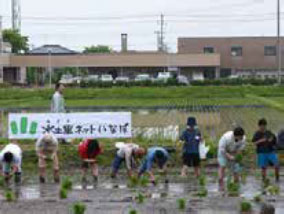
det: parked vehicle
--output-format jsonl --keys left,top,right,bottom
{"left": 135, "top": 74, "right": 151, "bottom": 82}
{"left": 157, "top": 72, "right": 171, "bottom": 80}
{"left": 177, "top": 75, "right": 189, "bottom": 85}
{"left": 71, "top": 76, "right": 83, "bottom": 84}
{"left": 192, "top": 72, "right": 204, "bottom": 81}
{"left": 83, "top": 75, "right": 99, "bottom": 82}
{"left": 115, "top": 76, "right": 129, "bottom": 82}
{"left": 100, "top": 74, "right": 113, "bottom": 82}
{"left": 59, "top": 74, "right": 73, "bottom": 84}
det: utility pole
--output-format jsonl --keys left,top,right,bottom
{"left": 160, "top": 14, "right": 164, "bottom": 52}
{"left": 277, "top": 0, "right": 282, "bottom": 84}
{"left": 12, "top": 0, "right": 21, "bottom": 31}
{"left": 155, "top": 14, "right": 166, "bottom": 52}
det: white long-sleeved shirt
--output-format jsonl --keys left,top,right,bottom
{"left": 117, "top": 143, "right": 139, "bottom": 170}
{"left": 51, "top": 91, "right": 65, "bottom": 113}
{"left": 218, "top": 131, "right": 246, "bottom": 157}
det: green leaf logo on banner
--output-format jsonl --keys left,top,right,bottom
{"left": 10, "top": 117, "right": 38, "bottom": 135}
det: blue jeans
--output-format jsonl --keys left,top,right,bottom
{"left": 112, "top": 155, "right": 125, "bottom": 174}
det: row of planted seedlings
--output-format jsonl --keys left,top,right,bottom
{"left": 59, "top": 176, "right": 87, "bottom": 214}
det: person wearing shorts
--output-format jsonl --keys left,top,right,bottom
{"left": 78, "top": 139, "right": 103, "bottom": 184}
{"left": 111, "top": 143, "right": 146, "bottom": 178}
{"left": 0, "top": 140, "right": 22, "bottom": 184}
{"left": 180, "top": 117, "right": 202, "bottom": 177}
{"left": 218, "top": 127, "right": 246, "bottom": 187}
{"left": 36, "top": 133, "right": 60, "bottom": 183}
{"left": 252, "top": 118, "right": 279, "bottom": 182}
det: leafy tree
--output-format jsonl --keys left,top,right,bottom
{"left": 83, "top": 45, "right": 112, "bottom": 53}
{"left": 2, "top": 29, "right": 29, "bottom": 54}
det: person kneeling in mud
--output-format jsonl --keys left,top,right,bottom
{"left": 218, "top": 127, "right": 246, "bottom": 188}
{"left": 138, "top": 147, "right": 169, "bottom": 185}
{"left": 36, "top": 133, "right": 60, "bottom": 183}
{"left": 111, "top": 142, "right": 146, "bottom": 178}
{"left": 0, "top": 140, "right": 22, "bottom": 184}
{"left": 78, "top": 139, "right": 103, "bottom": 184}
{"left": 180, "top": 117, "right": 202, "bottom": 178}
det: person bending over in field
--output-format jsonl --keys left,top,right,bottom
{"left": 78, "top": 139, "right": 103, "bottom": 184}
{"left": 111, "top": 142, "right": 146, "bottom": 178}
{"left": 180, "top": 117, "right": 202, "bottom": 177}
{"left": 138, "top": 147, "right": 169, "bottom": 185}
{"left": 36, "top": 133, "right": 60, "bottom": 183}
{"left": 252, "top": 118, "right": 279, "bottom": 182}
{"left": 218, "top": 127, "right": 246, "bottom": 187}
{"left": 0, "top": 140, "right": 22, "bottom": 184}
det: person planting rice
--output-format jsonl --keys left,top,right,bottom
{"left": 0, "top": 140, "right": 22, "bottom": 184}
{"left": 218, "top": 127, "right": 246, "bottom": 187}
{"left": 180, "top": 117, "right": 202, "bottom": 177}
{"left": 111, "top": 142, "right": 146, "bottom": 178}
{"left": 252, "top": 119, "right": 280, "bottom": 182}
{"left": 138, "top": 147, "right": 169, "bottom": 184}
{"left": 78, "top": 139, "right": 103, "bottom": 184}
{"left": 36, "top": 133, "right": 60, "bottom": 183}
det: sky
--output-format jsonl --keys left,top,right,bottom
{"left": 0, "top": 0, "right": 282, "bottom": 52}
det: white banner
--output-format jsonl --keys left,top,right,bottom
{"left": 9, "top": 112, "right": 132, "bottom": 139}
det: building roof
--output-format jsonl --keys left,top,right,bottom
{"left": 27, "top": 44, "right": 78, "bottom": 55}
{"left": 9, "top": 53, "right": 220, "bottom": 68}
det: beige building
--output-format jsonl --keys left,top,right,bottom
{"left": 1, "top": 44, "right": 221, "bottom": 84}
{"left": 178, "top": 37, "right": 284, "bottom": 78}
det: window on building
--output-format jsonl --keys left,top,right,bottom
{"left": 231, "top": 46, "right": 242, "bottom": 57}
{"left": 264, "top": 46, "right": 276, "bottom": 56}
{"left": 203, "top": 47, "right": 214, "bottom": 54}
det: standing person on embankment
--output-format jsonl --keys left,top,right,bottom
{"left": 51, "top": 83, "right": 65, "bottom": 113}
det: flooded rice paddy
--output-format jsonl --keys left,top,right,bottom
{"left": 0, "top": 173, "right": 283, "bottom": 214}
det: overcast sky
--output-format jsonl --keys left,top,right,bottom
{"left": 0, "top": 0, "right": 282, "bottom": 52}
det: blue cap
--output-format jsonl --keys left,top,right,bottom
{"left": 187, "top": 117, "right": 197, "bottom": 127}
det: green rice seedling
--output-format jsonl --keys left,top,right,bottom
{"left": 0, "top": 176, "right": 4, "bottom": 187}
{"left": 136, "top": 193, "right": 145, "bottom": 204}
{"left": 253, "top": 193, "right": 262, "bottom": 203}
{"left": 128, "top": 208, "right": 137, "bottom": 214}
{"left": 127, "top": 176, "right": 139, "bottom": 188}
{"left": 72, "top": 202, "right": 86, "bottom": 214}
{"left": 235, "top": 154, "right": 243, "bottom": 164}
{"left": 266, "top": 185, "right": 280, "bottom": 196}
{"left": 268, "top": 171, "right": 274, "bottom": 178}
{"left": 5, "top": 191, "right": 15, "bottom": 202}
{"left": 61, "top": 177, "right": 73, "bottom": 191}
{"left": 227, "top": 181, "right": 240, "bottom": 197}
{"left": 177, "top": 198, "right": 186, "bottom": 210}
{"left": 60, "top": 188, "right": 68, "bottom": 199}
{"left": 241, "top": 172, "right": 248, "bottom": 184}
{"left": 198, "top": 175, "right": 207, "bottom": 187}
{"left": 263, "top": 178, "right": 270, "bottom": 188}
{"left": 196, "top": 187, "right": 208, "bottom": 198}
{"left": 139, "top": 176, "right": 149, "bottom": 187}
{"left": 240, "top": 200, "right": 252, "bottom": 212}
{"left": 255, "top": 171, "right": 261, "bottom": 180}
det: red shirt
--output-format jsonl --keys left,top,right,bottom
{"left": 78, "top": 139, "right": 102, "bottom": 159}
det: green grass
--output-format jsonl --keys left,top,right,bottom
{"left": 1, "top": 86, "right": 284, "bottom": 108}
